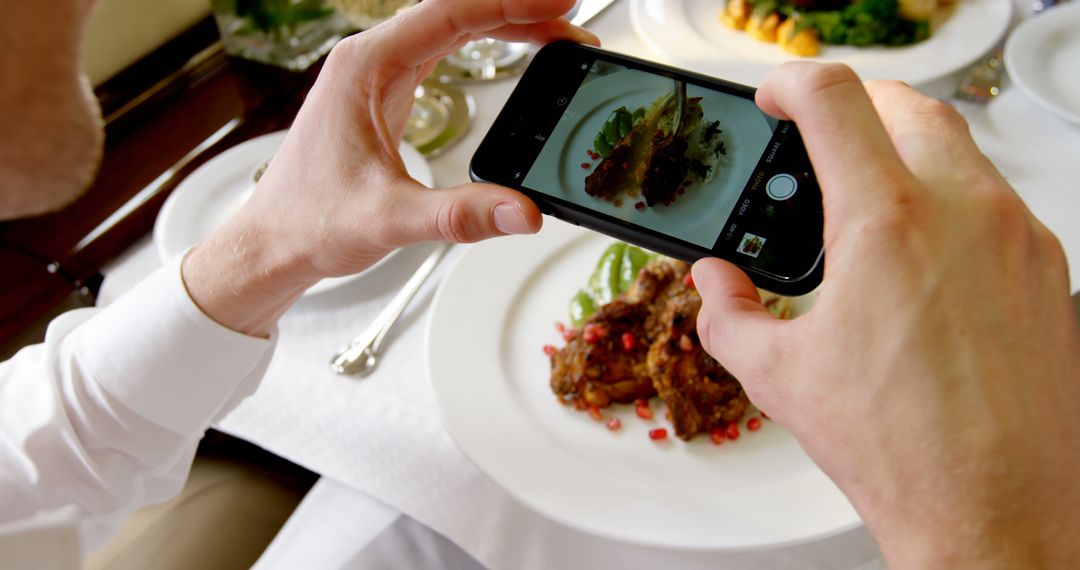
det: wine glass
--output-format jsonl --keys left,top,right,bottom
{"left": 330, "top": 0, "right": 417, "bottom": 29}
{"left": 331, "top": 0, "right": 475, "bottom": 157}
{"left": 437, "top": 39, "right": 532, "bottom": 81}
{"left": 435, "top": 0, "right": 583, "bottom": 81}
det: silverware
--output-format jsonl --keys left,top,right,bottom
{"left": 955, "top": 48, "right": 1006, "bottom": 103}
{"left": 954, "top": 0, "right": 1064, "bottom": 103}
{"left": 672, "top": 80, "right": 687, "bottom": 133}
{"left": 252, "top": 156, "right": 273, "bottom": 183}
{"left": 330, "top": 242, "right": 451, "bottom": 376}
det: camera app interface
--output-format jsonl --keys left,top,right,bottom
{"left": 521, "top": 60, "right": 817, "bottom": 270}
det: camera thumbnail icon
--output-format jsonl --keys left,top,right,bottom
{"left": 737, "top": 232, "right": 765, "bottom": 258}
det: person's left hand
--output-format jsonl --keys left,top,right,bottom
{"left": 183, "top": 0, "right": 597, "bottom": 336}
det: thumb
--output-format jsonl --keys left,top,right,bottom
{"left": 400, "top": 182, "right": 543, "bottom": 245}
{"left": 693, "top": 258, "right": 784, "bottom": 385}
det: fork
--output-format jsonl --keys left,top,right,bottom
{"left": 330, "top": 242, "right": 451, "bottom": 376}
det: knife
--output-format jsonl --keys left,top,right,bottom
{"left": 570, "top": 0, "right": 618, "bottom": 26}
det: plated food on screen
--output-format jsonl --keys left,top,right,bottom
{"left": 720, "top": 0, "right": 954, "bottom": 57}
{"left": 581, "top": 81, "right": 731, "bottom": 211}
{"left": 545, "top": 243, "right": 791, "bottom": 444}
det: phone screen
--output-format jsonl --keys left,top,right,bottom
{"left": 472, "top": 43, "right": 823, "bottom": 288}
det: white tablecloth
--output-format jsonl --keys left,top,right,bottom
{"left": 99, "top": 1, "right": 1080, "bottom": 568}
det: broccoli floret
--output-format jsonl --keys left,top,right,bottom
{"left": 796, "top": 0, "right": 928, "bottom": 48}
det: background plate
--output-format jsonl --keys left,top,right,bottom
{"left": 630, "top": 0, "right": 1012, "bottom": 86}
{"left": 428, "top": 220, "right": 858, "bottom": 551}
{"left": 154, "top": 131, "right": 434, "bottom": 296}
{"left": 1005, "top": 3, "right": 1080, "bottom": 125}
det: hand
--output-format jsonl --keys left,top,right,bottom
{"left": 183, "top": 0, "right": 598, "bottom": 336}
{"left": 693, "top": 63, "right": 1080, "bottom": 568}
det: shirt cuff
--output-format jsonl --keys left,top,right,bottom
{"left": 73, "top": 256, "right": 276, "bottom": 436}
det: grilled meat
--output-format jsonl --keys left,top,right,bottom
{"left": 550, "top": 300, "right": 655, "bottom": 407}
{"left": 641, "top": 95, "right": 703, "bottom": 207}
{"left": 646, "top": 291, "right": 749, "bottom": 440}
{"left": 625, "top": 257, "right": 692, "bottom": 341}
{"left": 585, "top": 88, "right": 703, "bottom": 207}
{"left": 641, "top": 135, "right": 691, "bottom": 206}
{"left": 552, "top": 257, "right": 757, "bottom": 440}
{"left": 585, "top": 127, "right": 636, "bottom": 200}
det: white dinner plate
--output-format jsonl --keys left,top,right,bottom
{"left": 428, "top": 220, "right": 858, "bottom": 551}
{"left": 154, "top": 130, "right": 434, "bottom": 296}
{"left": 1005, "top": 3, "right": 1080, "bottom": 125}
{"left": 629, "top": 0, "right": 1012, "bottom": 86}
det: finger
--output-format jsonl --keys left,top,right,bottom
{"left": 375, "top": 0, "right": 590, "bottom": 69}
{"left": 692, "top": 259, "right": 784, "bottom": 385}
{"left": 485, "top": 19, "right": 600, "bottom": 46}
{"left": 389, "top": 181, "right": 543, "bottom": 246}
{"left": 756, "top": 63, "right": 917, "bottom": 223}
{"left": 863, "top": 80, "right": 1006, "bottom": 191}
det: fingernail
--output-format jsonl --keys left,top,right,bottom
{"left": 575, "top": 27, "right": 601, "bottom": 46}
{"left": 493, "top": 203, "right": 532, "bottom": 235}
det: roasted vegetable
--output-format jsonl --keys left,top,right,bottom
{"left": 778, "top": 17, "right": 821, "bottom": 56}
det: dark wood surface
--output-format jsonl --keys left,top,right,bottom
{"left": 0, "top": 17, "right": 327, "bottom": 347}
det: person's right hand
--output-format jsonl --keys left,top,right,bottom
{"left": 693, "top": 63, "right": 1080, "bottom": 569}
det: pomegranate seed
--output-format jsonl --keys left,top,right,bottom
{"left": 606, "top": 417, "right": 621, "bottom": 431}
{"left": 635, "top": 202, "right": 645, "bottom": 210}
{"left": 594, "top": 325, "right": 609, "bottom": 339}
{"left": 583, "top": 325, "right": 599, "bottom": 344}
{"left": 709, "top": 427, "right": 725, "bottom": 445}
{"left": 747, "top": 417, "right": 762, "bottom": 431}
{"left": 725, "top": 422, "right": 741, "bottom": 441}
{"left": 679, "top": 334, "right": 694, "bottom": 352}
{"left": 621, "top": 332, "right": 636, "bottom": 351}
{"left": 562, "top": 329, "right": 577, "bottom": 342}
{"left": 581, "top": 162, "right": 591, "bottom": 170}
{"left": 588, "top": 405, "right": 603, "bottom": 422}
{"left": 635, "top": 398, "right": 649, "bottom": 407}
{"left": 573, "top": 397, "right": 587, "bottom": 411}
{"left": 621, "top": 162, "right": 629, "bottom": 170}
{"left": 636, "top": 405, "right": 654, "bottom": 420}
{"left": 543, "top": 344, "right": 557, "bottom": 356}
{"left": 648, "top": 428, "right": 668, "bottom": 441}
{"left": 683, "top": 272, "right": 695, "bottom": 289}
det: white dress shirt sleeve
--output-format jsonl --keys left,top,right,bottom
{"left": 0, "top": 257, "right": 276, "bottom": 559}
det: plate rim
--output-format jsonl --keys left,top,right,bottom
{"left": 152, "top": 130, "right": 434, "bottom": 296}
{"left": 629, "top": 0, "right": 1013, "bottom": 86}
{"left": 1004, "top": 3, "right": 1080, "bottom": 125}
{"left": 427, "top": 220, "right": 861, "bottom": 552}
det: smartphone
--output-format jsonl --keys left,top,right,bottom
{"left": 470, "top": 41, "right": 824, "bottom": 296}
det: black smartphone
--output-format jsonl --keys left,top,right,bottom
{"left": 470, "top": 41, "right": 824, "bottom": 296}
